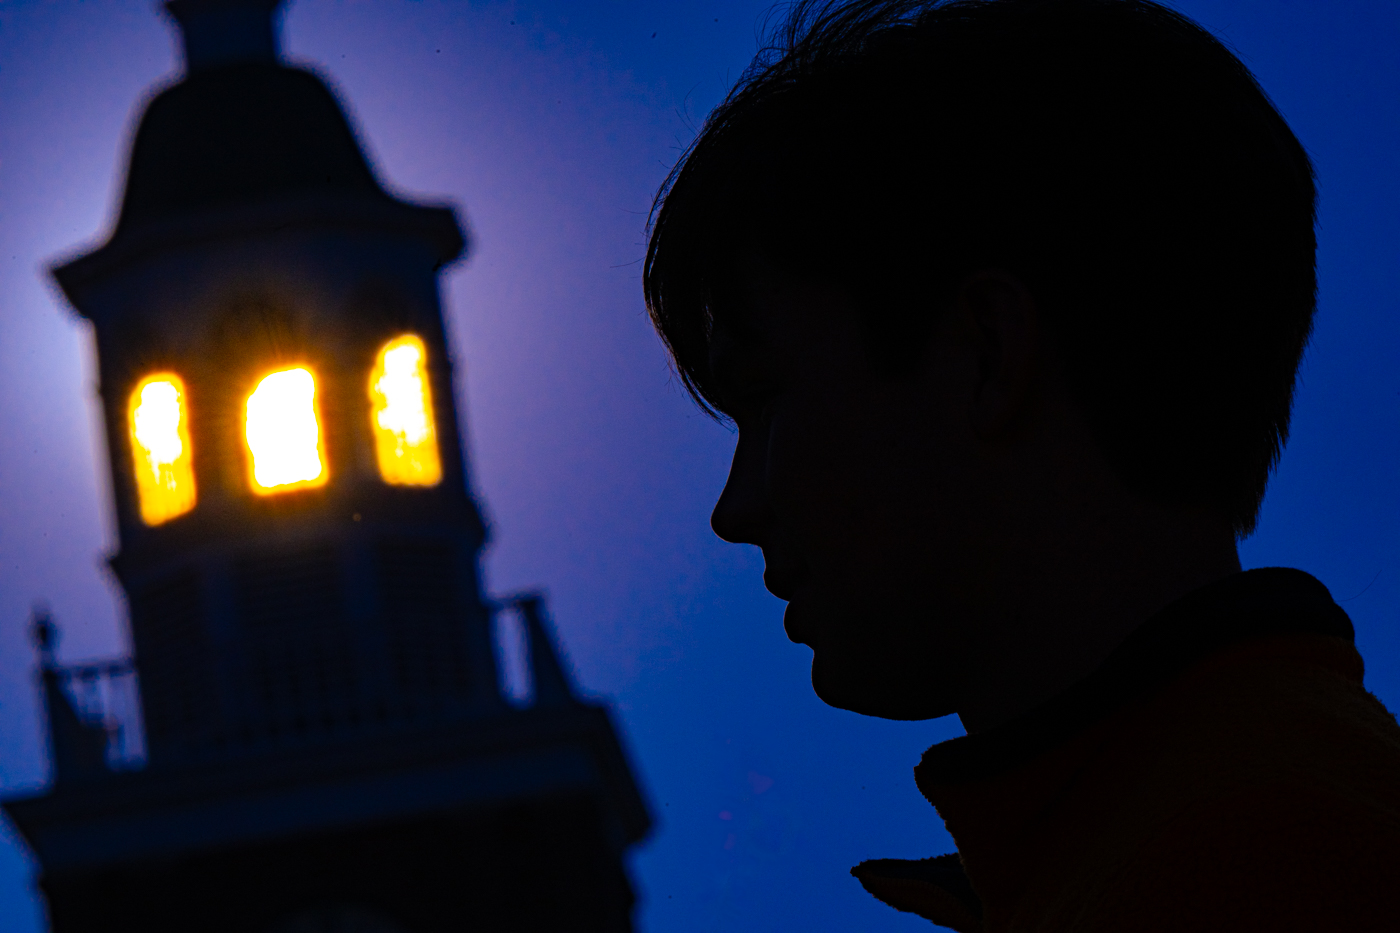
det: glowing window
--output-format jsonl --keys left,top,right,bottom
{"left": 129, "top": 374, "right": 197, "bottom": 526}
{"left": 245, "top": 367, "right": 326, "bottom": 494}
{"left": 369, "top": 334, "right": 442, "bottom": 487}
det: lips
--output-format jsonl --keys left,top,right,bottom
{"left": 782, "top": 600, "right": 813, "bottom": 646}
{"left": 763, "top": 556, "right": 811, "bottom": 643}
{"left": 761, "top": 561, "right": 805, "bottom": 602}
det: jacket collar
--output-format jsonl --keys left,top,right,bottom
{"left": 853, "top": 568, "right": 1356, "bottom": 932}
{"left": 916, "top": 567, "right": 1353, "bottom": 788}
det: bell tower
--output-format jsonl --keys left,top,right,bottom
{"left": 2, "top": 2, "right": 649, "bottom": 930}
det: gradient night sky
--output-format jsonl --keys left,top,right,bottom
{"left": 1, "top": 2, "right": 1397, "bottom": 931}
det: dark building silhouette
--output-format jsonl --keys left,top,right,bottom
{"left": 2, "top": 2, "right": 649, "bottom": 930}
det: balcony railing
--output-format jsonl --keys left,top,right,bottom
{"left": 28, "top": 595, "right": 575, "bottom": 782}
{"left": 52, "top": 658, "right": 146, "bottom": 769}
{"left": 31, "top": 607, "right": 146, "bottom": 779}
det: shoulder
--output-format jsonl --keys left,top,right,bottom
{"left": 1147, "top": 634, "right": 1400, "bottom": 800}
{"left": 1079, "top": 779, "right": 1400, "bottom": 932}
{"left": 1067, "top": 635, "right": 1400, "bottom": 931}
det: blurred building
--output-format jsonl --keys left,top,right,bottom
{"left": 1, "top": 1, "right": 649, "bottom": 930}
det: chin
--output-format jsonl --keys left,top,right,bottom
{"left": 810, "top": 650, "right": 957, "bottom": 721}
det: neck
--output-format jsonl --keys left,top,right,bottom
{"left": 955, "top": 484, "right": 1242, "bottom": 734}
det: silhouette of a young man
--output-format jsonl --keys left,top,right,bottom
{"left": 644, "top": 1, "right": 1400, "bottom": 929}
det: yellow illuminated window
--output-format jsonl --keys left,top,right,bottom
{"left": 245, "top": 367, "right": 326, "bottom": 494}
{"left": 369, "top": 334, "right": 442, "bottom": 487}
{"left": 129, "top": 374, "right": 197, "bottom": 526}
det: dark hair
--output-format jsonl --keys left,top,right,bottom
{"left": 644, "top": 0, "right": 1316, "bottom": 535}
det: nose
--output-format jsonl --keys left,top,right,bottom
{"left": 710, "top": 428, "right": 770, "bottom": 546}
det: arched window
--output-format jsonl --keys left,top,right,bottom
{"left": 245, "top": 367, "right": 327, "bottom": 494}
{"left": 368, "top": 334, "right": 441, "bottom": 487}
{"left": 129, "top": 373, "right": 197, "bottom": 525}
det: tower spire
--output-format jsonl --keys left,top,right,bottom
{"left": 164, "top": 0, "right": 285, "bottom": 73}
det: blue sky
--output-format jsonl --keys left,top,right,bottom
{"left": 1, "top": 2, "right": 1397, "bottom": 931}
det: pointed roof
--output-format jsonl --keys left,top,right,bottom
{"left": 116, "top": 62, "right": 386, "bottom": 231}
{"left": 54, "top": 0, "right": 465, "bottom": 310}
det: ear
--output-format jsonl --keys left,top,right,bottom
{"left": 952, "top": 269, "right": 1040, "bottom": 437}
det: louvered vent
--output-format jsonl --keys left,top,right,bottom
{"left": 129, "top": 569, "right": 213, "bottom": 753}
{"left": 376, "top": 541, "right": 472, "bottom": 715}
{"left": 236, "top": 546, "right": 356, "bottom": 742}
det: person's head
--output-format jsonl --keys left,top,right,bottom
{"left": 644, "top": 0, "right": 1316, "bottom": 723}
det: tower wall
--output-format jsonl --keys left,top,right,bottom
{"left": 79, "top": 228, "right": 496, "bottom": 766}
{"left": 4, "top": 7, "right": 650, "bottom": 929}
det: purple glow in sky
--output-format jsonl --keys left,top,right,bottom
{"left": 2, "top": 2, "right": 1399, "bottom": 931}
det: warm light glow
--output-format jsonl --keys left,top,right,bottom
{"left": 129, "top": 374, "right": 197, "bottom": 525}
{"left": 369, "top": 334, "right": 441, "bottom": 486}
{"left": 245, "top": 367, "right": 326, "bottom": 493}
